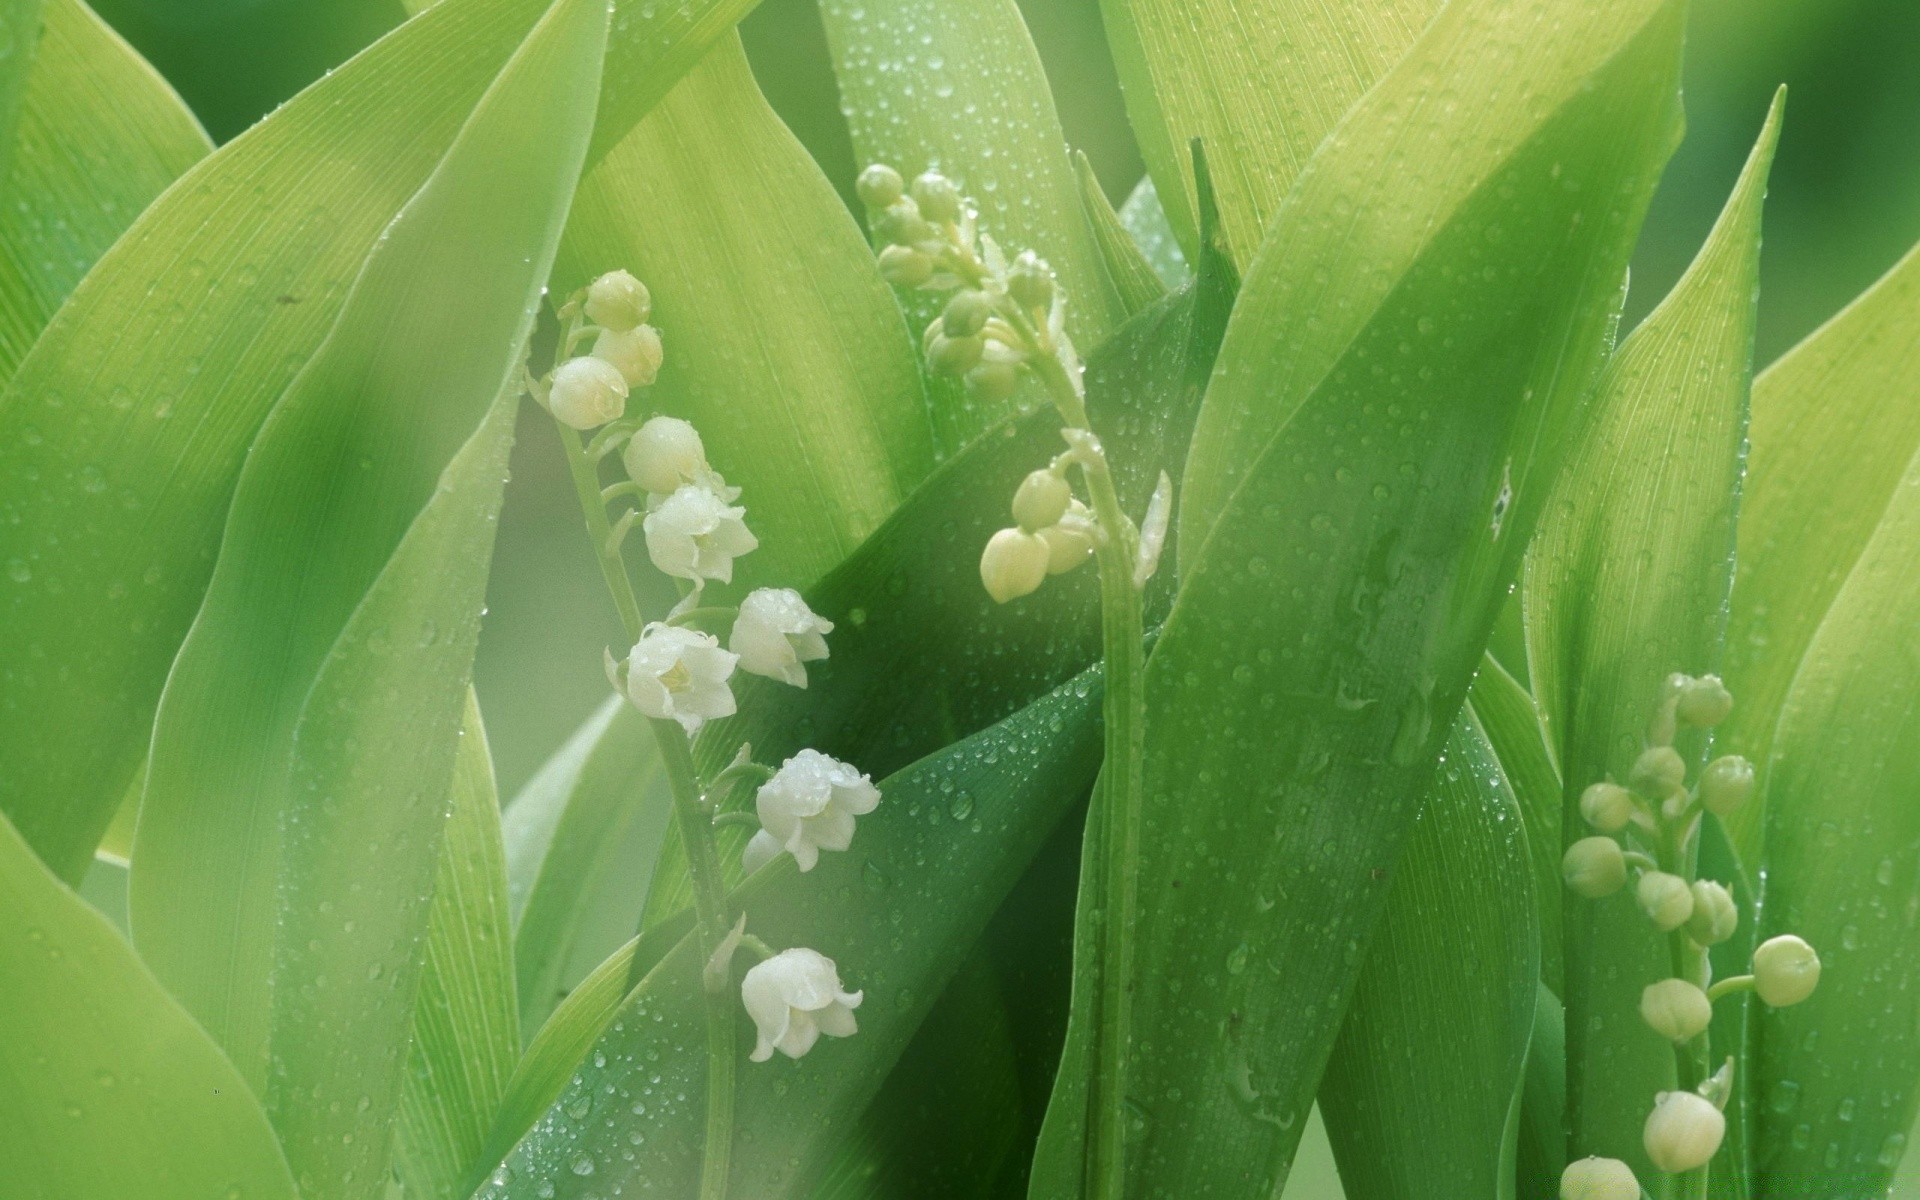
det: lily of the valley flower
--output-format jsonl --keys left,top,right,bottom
{"left": 741, "top": 947, "right": 863, "bottom": 1062}
{"left": 547, "top": 355, "right": 628, "bottom": 430}
{"left": 625, "top": 415, "right": 716, "bottom": 497}
{"left": 1559, "top": 1157, "right": 1639, "bottom": 1200}
{"left": 625, "top": 623, "right": 738, "bottom": 735}
{"left": 593, "top": 323, "right": 664, "bottom": 388}
{"left": 743, "top": 749, "right": 880, "bottom": 873}
{"left": 585, "top": 269, "right": 651, "bottom": 331}
{"left": 1643, "top": 1090, "right": 1726, "bottom": 1173}
{"left": 644, "top": 484, "right": 758, "bottom": 584}
{"left": 731, "top": 587, "right": 833, "bottom": 687}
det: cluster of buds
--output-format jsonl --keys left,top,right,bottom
{"left": 1558, "top": 674, "right": 1823, "bottom": 1197}
{"left": 980, "top": 463, "right": 1098, "bottom": 602}
{"left": 540, "top": 270, "right": 665, "bottom": 430}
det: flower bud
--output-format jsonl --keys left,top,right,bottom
{"left": 623, "top": 415, "right": 709, "bottom": 495}
{"left": 592, "top": 324, "right": 664, "bottom": 388}
{"left": 547, "top": 356, "right": 628, "bottom": 429}
{"left": 1640, "top": 978, "right": 1713, "bottom": 1042}
{"left": 874, "top": 197, "right": 933, "bottom": 246}
{"left": 1637, "top": 870, "right": 1694, "bottom": 931}
{"left": 1580, "top": 782, "right": 1636, "bottom": 834}
{"left": 1752, "top": 934, "right": 1821, "bottom": 1007}
{"left": 1687, "top": 880, "right": 1738, "bottom": 945}
{"left": 1563, "top": 837, "right": 1627, "bottom": 899}
{"left": 927, "top": 333, "right": 984, "bottom": 377}
{"left": 1039, "top": 500, "right": 1097, "bottom": 575}
{"left": 877, "top": 244, "right": 933, "bottom": 287}
{"left": 1012, "top": 469, "right": 1071, "bottom": 532}
{"left": 1699, "top": 755, "right": 1754, "bottom": 817}
{"left": 1007, "top": 249, "right": 1054, "bottom": 309}
{"left": 1560, "top": 1157, "right": 1639, "bottom": 1200}
{"left": 1677, "top": 674, "right": 1734, "bottom": 727}
{"left": 966, "top": 358, "right": 1021, "bottom": 403}
{"left": 585, "top": 269, "right": 651, "bottom": 331}
{"left": 942, "top": 289, "right": 992, "bottom": 337}
{"left": 1643, "top": 1090, "right": 1725, "bottom": 1173}
{"left": 856, "top": 163, "right": 905, "bottom": 210}
{"left": 910, "top": 170, "right": 963, "bottom": 223}
{"left": 980, "top": 527, "right": 1049, "bottom": 604}
{"left": 1629, "top": 745, "right": 1686, "bottom": 797}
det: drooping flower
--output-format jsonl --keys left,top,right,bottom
{"left": 624, "top": 415, "right": 715, "bottom": 497}
{"left": 643, "top": 484, "right": 757, "bottom": 585}
{"left": 743, "top": 749, "right": 880, "bottom": 873}
{"left": 592, "top": 324, "right": 664, "bottom": 388}
{"left": 547, "top": 355, "right": 628, "bottom": 430}
{"left": 624, "top": 623, "right": 738, "bottom": 735}
{"left": 1640, "top": 978, "right": 1713, "bottom": 1042}
{"left": 1637, "top": 870, "right": 1694, "bottom": 931}
{"left": 1643, "top": 1090, "right": 1726, "bottom": 1173}
{"left": 980, "top": 526, "right": 1049, "bottom": 604}
{"left": 1562, "top": 836, "right": 1627, "bottom": 899}
{"left": 730, "top": 587, "right": 833, "bottom": 688}
{"left": 1039, "top": 499, "right": 1097, "bottom": 576}
{"left": 1752, "top": 934, "right": 1821, "bottom": 1007}
{"left": 1559, "top": 1157, "right": 1640, "bottom": 1200}
{"left": 585, "top": 269, "right": 651, "bottom": 332}
{"left": 741, "top": 947, "right": 862, "bottom": 1062}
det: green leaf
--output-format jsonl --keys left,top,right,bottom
{"left": 0, "top": 809, "right": 299, "bottom": 1200}
{"left": 503, "top": 696, "right": 671, "bottom": 1038}
{"left": 0, "top": 0, "right": 208, "bottom": 380}
{"left": 1470, "top": 653, "right": 1564, "bottom": 989}
{"left": 128, "top": 2, "right": 605, "bottom": 1190}
{"left": 397, "top": 694, "right": 522, "bottom": 1200}
{"left": 1117, "top": 175, "right": 1189, "bottom": 289}
{"left": 557, "top": 32, "right": 935, "bottom": 591}
{"left": 475, "top": 673, "right": 1105, "bottom": 1196}
{"left": 1095, "top": 1, "right": 1684, "bottom": 1190}
{"left": 1096, "top": 0, "right": 1441, "bottom": 269}
{"left": 1319, "top": 708, "right": 1539, "bottom": 1200}
{"left": 1522, "top": 94, "right": 1779, "bottom": 1180}
{"left": 1074, "top": 150, "right": 1168, "bottom": 319}
{"left": 1515, "top": 983, "right": 1569, "bottom": 1196}
{"left": 817, "top": 0, "right": 1124, "bottom": 452}
{"left": 0, "top": 0, "right": 758, "bottom": 885}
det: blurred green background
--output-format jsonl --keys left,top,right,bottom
{"left": 81, "top": 0, "right": 1920, "bottom": 1194}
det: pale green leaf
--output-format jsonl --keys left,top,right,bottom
{"left": 1074, "top": 149, "right": 1168, "bottom": 319}
{"left": 0, "top": 809, "right": 298, "bottom": 1200}
{"left": 397, "top": 695, "right": 522, "bottom": 1200}
{"left": 1470, "top": 652, "right": 1564, "bottom": 989}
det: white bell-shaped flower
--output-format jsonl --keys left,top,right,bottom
{"left": 625, "top": 623, "right": 738, "bottom": 735}
{"left": 731, "top": 587, "right": 833, "bottom": 687}
{"left": 624, "top": 415, "right": 711, "bottom": 497}
{"left": 1560, "top": 1157, "right": 1639, "bottom": 1200}
{"left": 547, "top": 356, "right": 628, "bottom": 430}
{"left": 743, "top": 749, "right": 880, "bottom": 873}
{"left": 1643, "top": 1090, "right": 1725, "bottom": 1173}
{"left": 592, "top": 323, "right": 664, "bottom": 388}
{"left": 585, "top": 269, "right": 651, "bottom": 332}
{"left": 741, "top": 947, "right": 862, "bottom": 1062}
{"left": 643, "top": 484, "right": 758, "bottom": 584}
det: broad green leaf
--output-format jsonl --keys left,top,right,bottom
{"left": 1470, "top": 652, "right": 1564, "bottom": 989}
{"left": 1075, "top": 149, "right": 1167, "bottom": 319}
{"left": 0, "top": 0, "right": 39, "bottom": 183}
{"left": 1098, "top": 0, "right": 1684, "bottom": 1190}
{"left": 128, "top": 1, "right": 603, "bottom": 1179}
{"left": 1117, "top": 175, "right": 1188, "bottom": 289}
{"left": 503, "top": 696, "right": 670, "bottom": 1038}
{"left": 556, "top": 32, "right": 934, "bottom": 590}
{"left": 0, "top": 0, "right": 759, "bottom": 885}
{"left": 0, "top": 0, "right": 208, "bottom": 379}
{"left": 1097, "top": 0, "right": 1440, "bottom": 268}
{"left": 474, "top": 673, "right": 1104, "bottom": 1196}
{"left": 1516, "top": 984, "right": 1569, "bottom": 1196}
{"left": 1523, "top": 96, "right": 1779, "bottom": 1181}
{"left": 1319, "top": 710, "right": 1538, "bottom": 1200}
{"left": 397, "top": 695, "right": 521, "bottom": 1200}
{"left": 817, "top": 0, "right": 1124, "bottom": 452}
{"left": 0, "top": 809, "right": 298, "bottom": 1200}
{"left": 1721, "top": 239, "right": 1920, "bottom": 862}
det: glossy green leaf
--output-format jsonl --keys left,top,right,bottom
{"left": 503, "top": 696, "right": 670, "bottom": 1038}
{"left": 128, "top": 3, "right": 604, "bottom": 1191}
{"left": 0, "top": 809, "right": 299, "bottom": 1200}
{"left": 1075, "top": 149, "right": 1167, "bottom": 319}
{"left": 475, "top": 673, "right": 1104, "bottom": 1196}
{"left": 1470, "top": 653, "right": 1564, "bottom": 989}
{"left": 0, "top": 0, "right": 39, "bottom": 180}
{"left": 1523, "top": 96, "right": 1779, "bottom": 1181}
{"left": 1319, "top": 709, "right": 1538, "bottom": 1200}
{"left": 556, "top": 32, "right": 935, "bottom": 591}
{"left": 1117, "top": 175, "right": 1188, "bottom": 290}
{"left": 397, "top": 695, "right": 522, "bottom": 1200}
{"left": 1095, "top": 0, "right": 1685, "bottom": 1190}
{"left": 0, "top": 0, "right": 758, "bottom": 885}
{"left": 1097, "top": 0, "right": 1440, "bottom": 268}
{"left": 818, "top": 0, "right": 1124, "bottom": 452}
{"left": 0, "top": 0, "right": 208, "bottom": 380}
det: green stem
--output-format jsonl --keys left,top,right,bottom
{"left": 1663, "top": 822, "right": 1712, "bottom": 1200}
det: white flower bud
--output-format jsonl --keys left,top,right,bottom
{"left": 592, "top": 323, "right": 664, "bottom": 388}
{"left": 1752, "top": 934, "right": 1821, "bottom": 1007}
{"left": 1012, "top": 469, "right": 1071, "bottom": 532}
{"left": 927, "top": 332, "right": 985, "bottom": 377}
{"left": 585, "top": 269, "right": 651, "bottom": 331}
{"left": 1560, "top": 1156, "right": 1640, "bottom": 1200}
{"left": 643, "top": 485, "right": 758, "bottom": 585}
{"left": 1580, "top": 782, "right": 1636, "bottom": 834}
{"left": 966, "top": 358, "right": 1022, "bottom": 404}
{"left": 1641, "top": 978, "right": 1713, "bottom": 1042}
{"left": 878, "top": 244, "right": 933, "bottom": 287}
{"left": 623, "top": 415, "right": 710, "bottom": 496}
{"left": 1563, "top": 836, "right": 1628, "bottom": 898}
{"left": 874, "top": 197, "right": 933, "bottom": 247}
{"left": 742, "top": 947, "right": 863, "bottom": 1061}
{"left": 730, "top": 587, "right": 832, "bottom": 688}
{"left": 1040, "top": 500, "right": 1097, "bottom": 575}
{"left": 1687, "top": 880, "right": 1738, "bottom": 945}
{"left": 1643, "top": 1090, "right": 1725, "bottom": 1173}
{"left": 942, "top": 290, "right": 992, "bottom": 338}
{"left": 910, "top": 170, "right": 962, "bottom": 223}
{"left": 547, "top": 356, "right": 628, "bottom": 430}
{"left": 1638, "top": 871, "right": 1695, "bottom": 931}
{"left": 1677, "top": 674, "right": 1733, "bottom": 727}
{"left": 980, "top": 527, "right": 1049, "bottom": 603}
{"left": 1699, "top": 755, "right": 1754, "bottom": 817}
{"left": 856, "top": 163, "right": 904, "bottom": 210}
{"left": 1629, "top": 745, "right": 1686, "bottom": 797}
{"left": 744, "top": 749, "right": 880, "bottom": 873}
{"left": 1008, "top": 250, "right": 1054, "bottom": 310}
{"left": 625, "top": 623, "right": 738, "bottom": 735}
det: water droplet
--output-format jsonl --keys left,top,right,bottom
{"left": 570, "top": 1154, "right": 596, "bottom": 1176}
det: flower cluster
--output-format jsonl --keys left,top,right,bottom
{"left": 1557, "top": 673, "right": 1822, "bottom": 1197}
